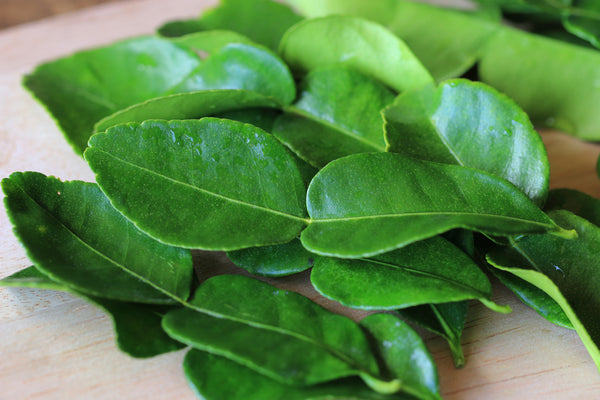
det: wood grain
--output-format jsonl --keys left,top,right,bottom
{"left": 1, "top": 1, "right": 600, "bottom": 399}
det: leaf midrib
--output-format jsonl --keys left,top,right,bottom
{"left": 91, "top": 147, "right": 310, "bottom": 224}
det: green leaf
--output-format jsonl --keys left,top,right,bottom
{"left": 272, "top": 66, "right": 393, "bottom": 168}
{"left": 85, "top": 119, "right": 308, "bottom": 250}
{"left": 283, "top": 0, "right": 500, "bottom": 81}
{"left": 310, "top": 236, "right": 498, "bottom": 310}
{"left": 301, "top": 152, "right": 562, "bottom": 258}
{"left": 545, "top": 188, "right": 600, "bottom": 227}
{"left": 1, "top": 172, "right": 193, "bottom": 304}
{"left": 479, "top": 26, "right": 600, "bottom": 139}
{"left": 279, "top": 15, "right": 433, "bottom": 92}
{"left": 563, "top": 0, "right": 600, "bottom": 49}
{"left": 162, "top": 274, "right": 380, "bottom": 386}
{"left": 94, "top": 89, "right": 281, "bottom": 133}
{"left": 486, "top": 210, "right": 600, "bottom": 371}
{"left": 23, "top": 36, "right": 202, "bottom": 154}
{"left": 360, "top": 313, "right": 441, "bottom": 400}
{"left": 227, "top": 238, "right": 317, "bottom": 277}
{"left": 183, "top": 350, "right": 415, "bottom": 400}
{"left": 398, "top": 302, "right": 469, "bottom": 368}
{"left": 171, "top": 43, "right": 296, "bottom": 105}
{"left": 170, "top": 30, "right": 255, "bottom": 54}
{"left": 490, "top": 267, "right": 573, "bottom": 329}
{"left": 0, "top": 266, "right": 185, "bottom": 357}
{"left": 161, "top": 0, "right": 303, "bottom": 51}
{"left": 383, "top": 79, "right": 549, "bottom": 206}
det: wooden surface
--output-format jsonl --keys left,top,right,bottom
{"left": 1, "top": 1, "right": 600, "bottom": 399}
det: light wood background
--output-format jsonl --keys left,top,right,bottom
{"left": 1, "top": 0, "right": 600, "bottom": 399}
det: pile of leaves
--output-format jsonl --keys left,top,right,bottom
{"left": 3, "top": 0, "right": 600, "bottom": 398}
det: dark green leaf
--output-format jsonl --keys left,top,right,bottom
{"left": 0, "top": 266, "right": 185, "bottom": 357}
{"left": 23, "top": 36, "right": 201, "bottom": 154}
{"left": 279, "top": 15, "right": 433, "bottom": 92}
{"left": 171, "top": 43, "right": 296, "bottom": 105}
{"left": 383, "top": 79, "right": 549, "bottom": 205}
{"left": 86, "top": 119, "right": 308, "bottom": 250}
{"left": 162, "top": 274, "right": 380, "bottom": 386}
{"left": 360, "top": 313, "right": 441, "bottom": 400}
{"left": 94, "top": 89, "right": 281, "bottom": 133}
{"left": 1, "top": 172, "right": 193, "bottom": 303}
{"left": 183, "top": 350, "right": 415, "bottom": 400}
{"left": 487, "top": 210, "right": 600, "bottom": 369}
{"left": 158, "top": 19, "right": 206, "bottom": 38}
{"left": 273, "top": 66, "right": 393, "bottom": 168}
{"left": 301, "top": 152, "right": 564, "bottom": 258}
{"left": 284, "top": 0, "right": 500, "bottom": 81}
{"left": 310, "top": 236, "right": 502, "bottom": 311}
{"left": 479, "top": 26, "right": 600, "bottom": 139}
{"left": 227, "top": 238, "right": 317, "bottom": 277}
{"left": 545, "top": 188, "right": 600, "bottom": 227}
{"left": 398, "top": 302, "right": 469, "bottom": 368}
{"left": 563, "top": 0, "right": 600, "bottom": 49}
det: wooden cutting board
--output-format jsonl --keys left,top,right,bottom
{"left": 1, "top": 1, "right": 600, "bottom": 399}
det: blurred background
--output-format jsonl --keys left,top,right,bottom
{"left": 0, "top": 0, "right": 128, "bottom": 29}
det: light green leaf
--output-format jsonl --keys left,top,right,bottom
{"left": 273, "top": 66, "right": 394, "bottom": 168}
{"left": 1, "top": 172, "right": 193, "bottom": 304}
{"left": 162, "top": 274, "right": 380, "bottom": 386}
{"left": 384, "top": 79, "right": 549, "bottom": 206}
{"left": 310, "top": 236, "right": 499, "bottom": 311}
{"left": 23, "top": 36, "right": 202, "bottom": 154}
{"left": 169, "top": 30, "right": 255, "bottom": 53}
{"left": 301, "top": 152, "right": 562, "bottom": 258}
{"left": 487, "top": 210, "right": 600, "bottom": 371}
{"left": 85, "top": 119, "right": 308, "bottom": 250}
{"left": 279, "top": 15, "right": 433, "bottom": 92}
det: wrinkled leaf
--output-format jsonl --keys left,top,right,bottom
{"left": 23, "top": 36, "right": 201, "bottom": 154}
{"left": 183, "top": 350, "right": 415, "bottom": 400}
{"left": 0, "top": 266, "right": 185, "bottom": 357}
{"left": 162, "top": 274, "right": 380, "bottom": 386}
{"left": 227, "top": 238, "right": 317, "bottom": 277}
{"left": 384, "top": 79, "right": 549, "bottom": 205}
{"left": 310, "top": 236, "right": 501, "bottom": 311}
{"left": 301, "top": 152, "right": 563, "bottom": 258}
{"left": 398, "top": 302, "right": 469, "bottom": 368}
{"left": 545, "top": 188, "right": 600, "bottom": 227}
{"left": 284, "top": 0, "right": 500, "bottom": 81}
{"left": 279, "top": 15, "right": 433, "bottom": 92}
{"left": 2, "top": 172, "right": 193, "bottom": 304}
{"left": 273, "top": 66, "right": 394, "bottom": 167}
{"left": 86, "top": 119, "right": 308, "bottom": 250}
{"left": 487, "top": 210, "right": 600, "bottom": 370}
{"left": 94, "top": 89, "right": 281, "bottom": 132}
{"left": 479, "top": 26, "right": 600, "bottom": 139}
{"left": 160, "top": 0, "right": 303, "bottom": 51}
{"left": 171, "top": 43, "right": 296, "bottom": 105}
{"left": 360, "top": 313, "right": 441, "bottom": 400}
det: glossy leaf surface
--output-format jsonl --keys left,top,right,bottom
{"left": 274, "top": 67, "right": 393, "bottom": 167}
{"left": 479, "top": 26, "right": 600, "bottom": 139}
{"left": 169, "top": 30, "right": 254, "bottom": 53}
{"left": 0, "top": 266, "right": 185, "bottom": 357}
{"left": 310, "top": 236, "right": 495, "bottom": 309}
{"left": 301, "top": 153, "right": 560, "bottom": 258}
{"left": 545, "top": 188, "right": 600, "bottom": 227}
{"left": 284, "top": 0, "right": 499, "bottom": 81}
{"left": 171, "top": 43, "right": 296, "bottom": 105}
{"left": 384, "top": 79, "right": 549, "bottom": 205}
{"left": 94, "top": 89, "right": 281, "bottom": 132}
{"left": 279, "top": 15, "right": 433, "bottom": 92}
{"left": 398, "top": 302, "right": 469, "bottom": 368}
{"left": 86, "top": 119, "right": 308, "bottom": 250}
{"left": 184, "top": 350, "right": 415, "bottom": 400}
{"left": 487, "top": 210, "right": 600, "bottom": 370}
{"left": 227, "top": 239, "right": 317, "bottom": 277}
{"left": 360, "top": 313, "right": 441, "bottom": 400}
{"left": 2, "top": 172, "right": 193, "bottom": 303}
{"left": 163, "top": 275, "right": 379, "bottom": 386}
{"left": 23, "top": 36, "right": 201, "bottom": 154}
